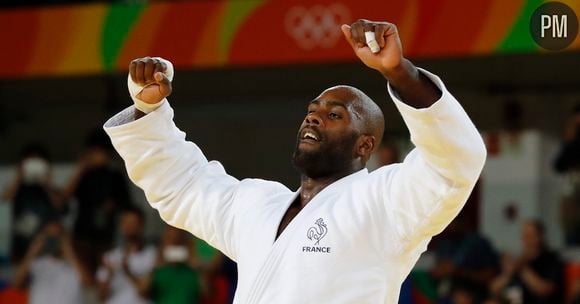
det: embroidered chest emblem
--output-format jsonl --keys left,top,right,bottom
{"left": 307, "top": 218, "right": 327, "bottom": 245}
{"left": 303, "top": 218, "right": 330, "bottom": 253}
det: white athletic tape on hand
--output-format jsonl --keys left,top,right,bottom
{"left": 364, "top": 31, "right": 380, "bottom": 53}
{"left": 127, "top": 57, "right": 174, "bottom": 114}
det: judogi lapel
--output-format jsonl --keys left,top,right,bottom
{"left": 243, "top": 171, "right": 366, "bottom": 304}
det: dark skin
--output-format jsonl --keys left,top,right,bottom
{"left": 279, "top": 87, "right": 381, "bottom": 237}
{"left": 128, "top": 19, "right": 441, "bottom": 239}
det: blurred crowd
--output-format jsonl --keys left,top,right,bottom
{"left": 403, "top": 216, "right": 565, "bottom": 304}
{"left": 0, "top": 0, "right": 154, "bottom": 8}
{"left": 0, "top": 103, "right": 579, "bottom": 304}
{"left": 555, "top": 104, "right": 580, "bottom": 246}
{"left": 0, "top": 129, "right": 237, "bottom": 304}
{"left": 386, "top": 103, "right": 580, "bottom": 304}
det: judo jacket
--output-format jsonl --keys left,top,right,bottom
{"left": 104, "top": 69, "right": 486, "bottom": 304}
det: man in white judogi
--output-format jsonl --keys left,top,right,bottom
{"left": 104, "top": 20, "right": 486, "bottom": 303}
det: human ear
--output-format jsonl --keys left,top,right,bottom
{"left": 356, "top": 135, "right": 375, "bottom": 159}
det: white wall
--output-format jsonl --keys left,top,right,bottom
{"left": 480, "top": 130, "right": 565, "bottom": 254}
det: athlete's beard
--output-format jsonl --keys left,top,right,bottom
{"left": 292, "top": 129, "right": 359, "bottom": 179}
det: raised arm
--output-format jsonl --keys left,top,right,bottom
{"left": 61, "top": 233, "right": 93, "bottom": 286}
{"left": 341, "top": 20, "right": 441, "bottom": 108}
{"left": 104, "top": 58, "right": 242, "bottom": 259}
{"left": 384, "top": 76, "right": 486, "bottom": 253}
{"left": 343, "top": 20, "right": 486, "bottom": 253}
{"left": 13, "top": 234, "right": 45, "bottom": 288}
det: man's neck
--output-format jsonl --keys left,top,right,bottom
{"left": 275, "top": 167, "right": 363, "bottom": 239}
{"left": 124, "top": 239, "right": 144, "bottom": 251}
{"left": 299, "top": 168, "right": 360, "bottom": 208}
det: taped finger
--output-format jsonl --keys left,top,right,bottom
{"left": 365, "top": 31, "right": 380, "bottom": 53}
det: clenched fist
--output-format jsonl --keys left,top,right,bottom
{"left": 341, "top": 19, "right": 441, "bottom": 108}
{"left": 341, "top": 19, "right": 402, "bottom": 75}
{"left": 129, "top": 57, "right": 173, "bottom": 105}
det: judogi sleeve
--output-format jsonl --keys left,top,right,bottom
{"left": 103, "top": 102, "right": 243, "bottom": 260}
{"left": 367, "top": 69, "right": 487, "bottom": 254}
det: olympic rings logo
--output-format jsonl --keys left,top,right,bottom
{"left": 284, "top": 4, "right": 351, "bottom": 50}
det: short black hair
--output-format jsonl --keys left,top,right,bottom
{"left": 85, "top": 128, "right": 113, "bottom": 151}
{"left": 19, "top": 143, "right": 50, "bottom": 162}
{"left": 122, "top": 205, "right": 145, "bottom": 223}
{"left": 450, "top": 280, "right": 483, "bottom": 302}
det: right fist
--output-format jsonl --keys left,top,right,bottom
{"left": 129, "top": 57, "right": 173, "bottom": 105}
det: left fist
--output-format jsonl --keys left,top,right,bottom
{"left": 341, "top": 19, "right": 403, "bottom": 74}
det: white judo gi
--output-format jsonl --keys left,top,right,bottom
{"left": 104, "top": 69, "right": 486, "bottom": 304}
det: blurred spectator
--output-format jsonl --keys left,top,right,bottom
{"left": 367, "top": 137, "right": 401, "bottom": 172}
{"left": 204, "top": 253, "right": 238, "bottom": 304}
{"left": 571, "top": 279, "right": 580, "bottom": 304}
{"left": 489, "top": 219, "right": 564, "bottom": 304}
{"left": 376, "top": 138, "right": 400, "bottom": 166}
{"left": 2, "top": 144, "right": 63, "bottom": 263}
{"left": 554, "top": 104, "right": 580, "bottom": 245}
{"left": 486, "top": 99, "right": 525, "bottom": 157}
{"left": 219, "top": 255, "right": 238, "bottom": 304}
{"left": 139, "top": 225, "right": 203, "bottom": 303}
{"left": 430, "top": 215, "right": 499, "bottom": 303}
{"left": 97, "top": 206, "right": 156, "bottom": 304}
{"left": 62, "top": 129, "right": 131, "bottom": 273}
{"left": 12, "top": 220, "right": 92, "bottom": 304}
{"left": 555, "top": 103, "right": 580, "bottom": 173}
{"left": 450, "top": 281, "right": 482, "bottom": 304}
{"left": 502, "top": 99, "right": 524, "bottom": 134}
